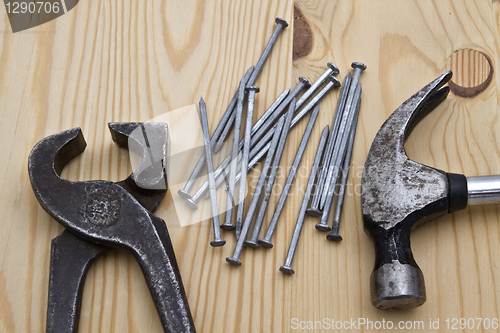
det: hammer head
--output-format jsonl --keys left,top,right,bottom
{"left": 361, "top": 71, "right": 467, "bottom": 310}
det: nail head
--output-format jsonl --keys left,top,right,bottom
{"left": 279, "top": 265, "right": 295, "bottom": 275}
{"left": 244, "top": 240, "right": 260, "bottom": 249}
{"left": 178, "top": 189, "right": 192, "bottom": 200}
{"left": 246, "top": 86, "right": 260, "bottom": 93}
{"left": 326, "top": 234, "right": 343, "bottom": 242}
{"left": 351, "top": 62, "right": 367, "bottom": 71}
{"left": 328, "top": 75, "right": 341, "bottom": 87}
{"left": 257, "top": 239, "right": 274, "bottom": 248}
{"left": 210, "top": 239, "right": 226, "bottom": 247}
{"left": 299, "top": 76, "right": 312, "bottom": 88}
{"left": 327, "top": 62, "right": 340, "bottom": 74}
{"left": 226, "top": 257, "right": 242, "bottom": 266}
{"left": 186, "top": 198, "right": 198, "bottom": 210}
{"left": 315, "top": 223, "right": 332, "bottom": 232}
{"left": 306, "top": 208, "right": 322, "bottom": 217}
{"left": 275, "top": 17, "right": 289, "bottom": 28}
{"left": 220, "top": 224, "right": 236, "bottom": 231}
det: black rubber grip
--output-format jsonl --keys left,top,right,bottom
{"left": 447, "top": 173, "right": 468, "bottom": 213}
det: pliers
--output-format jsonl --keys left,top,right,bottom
{"left": 28, "top": 122, "right": 196, "bottom": 332}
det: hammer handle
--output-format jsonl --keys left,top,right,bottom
{"left": 467, "top": 175, "right": 500, "bottom": 205}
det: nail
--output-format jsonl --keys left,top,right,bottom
{"left": 188, "top": 75, "right": 339, "bottom": 207}
{"left": 222, "top": 74, "right": 339, "bottom": 195}
{"left": 247, "top": 18, "right": 289, "bottom": 85}
{"left": 319, "top": 84, "right": 362, "bottom": 230}
{"left": 295, "top": 62, "right": 339, "bottom": 110}
{"left": 221, "top": 80, "right": 246, "bottom": 230}
{"left": 235, "top": 86, "right": 260, "bottom": 238}
{"left": 319, "top": 63, "right": 366, "bottom": 210}
{"left": 246, "top": 99, "right": 296, "bottom": 247}
{"left": 327, "top": 97, "right": 361, "bottom": 241}
{"left": 280, "top": 125, "right": 329, "bottom": 274}
{"left": 214, "top": 17, "right": 288, "bottom": 153}
{"left": 214, "top": 88, "right": 289, "bottom": 154}
{"left": 307, "top": 73, "right": 352, "bottom": 217}
{"left": 205, "top": 89, "right": 289, "bottom": 200}
{"left": 226, "top": 117, "right": 284, "bottom": 264}
{"left": 178, "top": 65, "right": 254, "bottom": 199}
{"left": 258, "top": 104, "right": 320, "bottom": 248}
{"left": 199, "top": 98, "right": 226, "bottom": 247}
{"left": 250, "top": 77, "right": 310, "bottom": 146}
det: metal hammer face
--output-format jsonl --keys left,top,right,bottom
{"left": 361, "top": 71, "right": 469, "bottom": 310}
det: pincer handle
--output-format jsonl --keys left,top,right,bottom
{"left": 131, "top": 214, "right": 196, "bottom": 333}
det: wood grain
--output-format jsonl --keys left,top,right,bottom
{"left": 0, "top": 1, "right": 499, "bottom": 332}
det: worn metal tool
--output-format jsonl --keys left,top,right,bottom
{"left": 361, "top": 70, "right": 500, "bottom": 311}
{"left": 29, "top": 123, "right": 195, "bottom": 332}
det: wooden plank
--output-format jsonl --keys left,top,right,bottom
{"left": 0, "top": 0, "right": 499, "bottom": 332}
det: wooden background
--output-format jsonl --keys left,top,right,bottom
{"left": 1, "top": 0, "right": 500, "bottom": 332}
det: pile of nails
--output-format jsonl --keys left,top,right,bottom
{"left": 179, "top": 17, "right": 364, "bottom": 274}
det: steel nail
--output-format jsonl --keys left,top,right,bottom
{"left": 188, "top": 75, "right": 339, "bottom": 208}
{"left": 227, "top": 117, "right": 284, "bottom": 264}
{"left": 199, "top": 98, "right": 226, "bottom": 247}
{"left": 221, "top": 74, "right": 339, "bottom": 196}
{"left": 213, "top": 87, "right": 289, "bottom": 154}
{"left": 214, "top": 18, "right": 288, "bottom": 153}
{"left": 178, "top": 65, "right": 254, "bottom": 199}
{"left": 204, "top": 89, "right": 289, "bottom": 200}
{"left": 245, "top": 99, "right": 296, "bottom": 247}
{"left": 319, "top": 63, "right": 366, "bottom": 210}
{"left": 247, "top": 18, "right": 289, "bottom": 85}
{"left": 296, "top": 62, "right": 339, "bottom": 110}
{"left": 319, "top": 84, "right": 362, "bottom": 230}
{"left": 258, "top": 104, "right": 320, "bottom": 248}
{"left": 280, "top": 124, "right": 329, "bottom": 274}
{"left": 249, "top": 77, "right": 310, "bottom": 146}
{"left": 307, "top": 73, "right": 352, "bottom": 217}
{"left": 235, "top": 86, "right": 259, "bottom": 238}
{"left": 327, "top": 97, "right": 361, "bottom": 241}
{"left": 221, "top": 80, "right": 246, "bottom": 230}
{"left": 189, "top": 78, "right": 310, "bottom": 206}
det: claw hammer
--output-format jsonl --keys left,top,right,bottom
{"left": 361, "top": 71, "right": 500, "bottom": 310}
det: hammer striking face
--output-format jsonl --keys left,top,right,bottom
{"left": 361, "top": 71, "right": 470, "bottom": 310}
